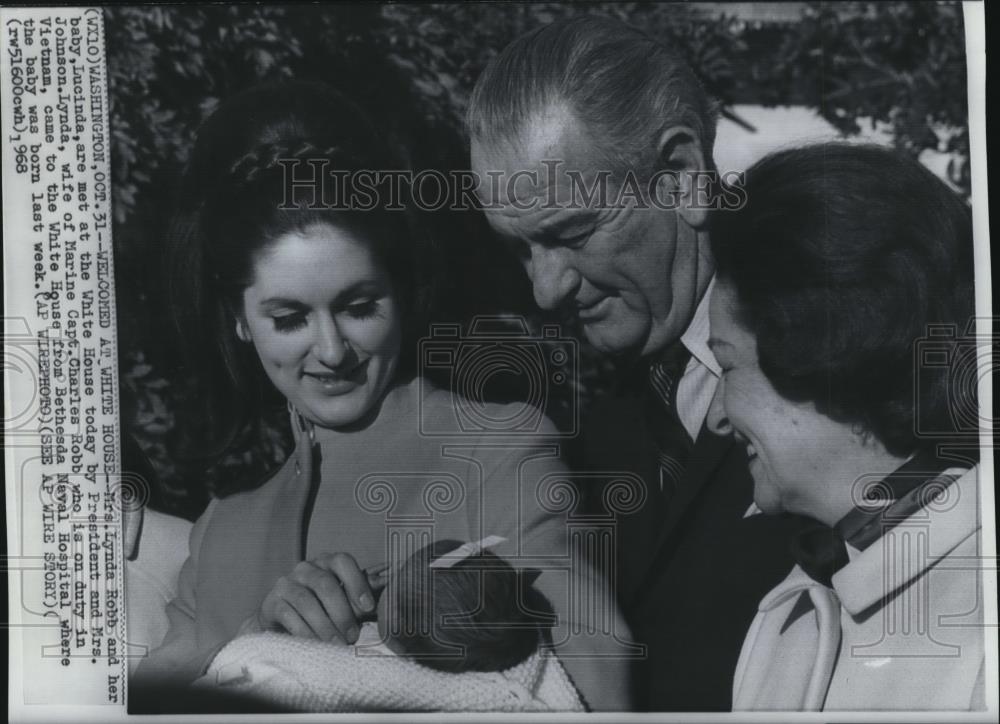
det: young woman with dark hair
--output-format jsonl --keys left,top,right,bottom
{"left": 163, "top": 81, "right": 432, "bottom": 468}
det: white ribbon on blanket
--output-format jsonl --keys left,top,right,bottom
{"left": 195, "top": 622, "right": 585, "bottom": 712}
{"left": 428, "top": 535, "right": 507, "bottom": 568}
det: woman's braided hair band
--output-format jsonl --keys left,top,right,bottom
{"left": 226, "top": 139, "right": 364, "bottom": 189}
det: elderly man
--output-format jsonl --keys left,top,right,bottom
{"left": 468, "top": 16, "right": 798, "bottom": 711}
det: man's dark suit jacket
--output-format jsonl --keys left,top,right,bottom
{"left": 576, "top": 381, "right": 801, "bottom": 711}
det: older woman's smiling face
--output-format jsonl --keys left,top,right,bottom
{"left": 706, "top": 280, "right": 868, "bottom": 520}
{"left": 240, "top": 223, "right": 402, "bottom": 429}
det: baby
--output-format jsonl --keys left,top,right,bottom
{"left": 200, "top": 538, "right": 583, "bottom": 711}
{"left": 374, "top": 537, "right": 554, "bottom": 673}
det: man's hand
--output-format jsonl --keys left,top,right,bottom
{"left": 243, "top": 553, "right": 386, "bottom": 644}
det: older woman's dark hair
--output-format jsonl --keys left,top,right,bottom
{"left": 711, "top": 144, "right": 975, "bottom": 457}
{"left": 166, "top": 81, "right": 435, "bottom": 472}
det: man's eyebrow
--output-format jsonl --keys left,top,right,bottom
{"left": 538, "top": 210, "right": 598, "bottom": 234}
{"left": 533, "top": 214, "right": 599, "bottom": 244}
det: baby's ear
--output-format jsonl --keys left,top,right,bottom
{"left": 518, "top": 567, "right": 543, "bottom": 586}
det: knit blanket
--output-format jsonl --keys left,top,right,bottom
{"left": 194, "top": 623, "right": 586, "bottom": 712}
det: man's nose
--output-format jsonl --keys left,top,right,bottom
{"left": 313, "top": 317, "right": 349, "bottom": 368}
{"left": 526, "top": 247, "right": 581, "bottom": 311}
{"left": 706, "top": 381, "right": 733, "bottom": 437}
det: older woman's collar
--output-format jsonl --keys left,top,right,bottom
{"left": 831, "top": 465, "right": 980, "bottom": 617}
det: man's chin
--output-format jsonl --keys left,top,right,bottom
{"left": 581, "top": 321, "right": 645, "bottom": 358}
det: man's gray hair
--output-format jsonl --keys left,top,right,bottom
{"left": 467, "top": 15, "right": 719, "bottom": 177}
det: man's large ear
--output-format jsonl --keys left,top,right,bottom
{"left": 654, "top": 126, "right": 710, "bottom": 229}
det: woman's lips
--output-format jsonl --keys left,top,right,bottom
{"left": 304, "top": 360, "right": 368, "bottom": 395}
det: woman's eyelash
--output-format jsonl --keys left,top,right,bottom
{"left": 272, "top": 313, "right": 307, "bottom": 332}
{"left": 270, "top": 300, "right": 380, "bottom": 331}
{"left": 345, "top": 299, "right": 380, "bottom": 319}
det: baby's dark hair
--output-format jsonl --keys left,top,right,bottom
{"left": 387, "top": 539, "right": 553, "bottom": 673}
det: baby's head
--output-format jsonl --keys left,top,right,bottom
{"left": 377, "top": 538, "right": 550, "bottom": 673}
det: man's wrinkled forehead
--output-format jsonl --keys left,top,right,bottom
{"left": 470, "top": 103, "right": 612, "bottom": 210}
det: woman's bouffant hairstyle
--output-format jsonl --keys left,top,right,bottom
{"left": 167, "top": 81, "right": 435, "bottom": 463}
{"left": 711, "top": 143, "right": 975, "bottom": 458}
{"left": 387, "top": 539, "right": 553, "bottom": 673}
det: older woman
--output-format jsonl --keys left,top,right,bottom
{"left": 132, "top": 81, "right": 630, "bottom": 711}
{"left": 706, "top": 144, "right": 984, "bottom": 710}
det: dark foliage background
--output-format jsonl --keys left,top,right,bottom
{"left": 105, "top": 2, "right": 970, "bottom": 520}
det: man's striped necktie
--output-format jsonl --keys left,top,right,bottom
{"left": 645, "top": 344, "right": 694, "bottom": 501}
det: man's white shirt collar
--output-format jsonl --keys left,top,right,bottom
{"left": 679, "top": 276, "right": 721, "bottom": 378}
{"left": 672, "top": 277, "right": 722, "bottom": 441}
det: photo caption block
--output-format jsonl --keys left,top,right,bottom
{"left": 2, "top": 6, "right": 126, "bottom": 707}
